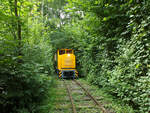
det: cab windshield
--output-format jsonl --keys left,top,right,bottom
{"left": 66, "top": 50, "right": 72, "bottom": 54}
{"left": 59, "top": 50, "right": 65, "bottom": 55}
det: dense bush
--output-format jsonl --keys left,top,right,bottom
{"left": 0, "top": 39, "right": 54, "bottom": 113}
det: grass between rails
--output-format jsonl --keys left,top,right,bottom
{"left": 79, "top": 78, "right": 135, "bottom": 113}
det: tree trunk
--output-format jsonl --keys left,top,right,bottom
{"left": 14, "top": 0, "right": 22, "bottom": 55}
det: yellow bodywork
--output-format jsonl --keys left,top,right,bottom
{"left": 56, "top": 49, "right": 78, "bottom": 78}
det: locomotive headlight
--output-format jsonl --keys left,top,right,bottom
{"left": 67, "top": 54, "right": 70, "bottom": 56}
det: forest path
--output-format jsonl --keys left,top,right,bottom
{"left": 51, "top": 78, "right": 134, "bottom": 113}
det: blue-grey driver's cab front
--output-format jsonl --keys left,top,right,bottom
{"left": 62, "top": 70, "right": 75, "bottom": 79}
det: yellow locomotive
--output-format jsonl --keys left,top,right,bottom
{"left": 55, "top": 49, "right": 78, "bottom": 78}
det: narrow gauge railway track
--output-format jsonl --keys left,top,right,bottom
{"left": 63, "top": 79, "right": 107, "bottom": 113}
{"left": 63, "top": 79, "right": 77, "bottom": 113}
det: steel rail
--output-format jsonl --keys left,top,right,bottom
{"left": 63, "top": 79, "right": 77, "bottom": 113}
{"left": 73, "top": 79, "right": 107, "bottom": 113}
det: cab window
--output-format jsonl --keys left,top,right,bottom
{"left": 59, "top": 50, "right": 65, "bottom": 55}
{"left": 66, "top": 50, "right": 72, "bottom": 54}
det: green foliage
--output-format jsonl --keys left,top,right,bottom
{"left": 0, "top": 42, "right": 55, "bottom": 113}
{"left": 0, "top": 0, "right": 55, "bottom": 113}
{"left": 50, "top": 30, "right": 73, "bottom": 49}
{"left": 1, "top": 0, "right": 150, "bottom": 112}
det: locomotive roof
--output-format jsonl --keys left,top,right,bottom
{"left": 58, "top": 49, "right": 73, "bottom": 50}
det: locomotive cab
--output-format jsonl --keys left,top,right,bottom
{"left": 56, "top": 49, "right": 78, "bottom": 78}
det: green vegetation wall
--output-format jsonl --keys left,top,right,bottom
{"left": 0, "top": 0, "right": 55, "bottom": 113}
{"left": 61, "top": 0, "right": 150, "bottom": 112}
